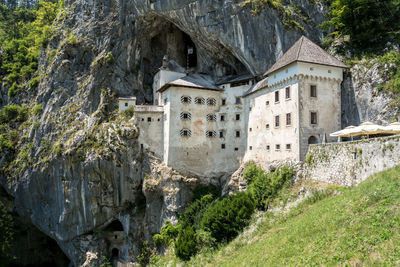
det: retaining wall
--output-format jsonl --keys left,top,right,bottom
{"left": 303, "top": 135, "right": 400, "bottom": 186}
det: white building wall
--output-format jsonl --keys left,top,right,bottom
{"left": 298, "top": 75, "right": 342, "bottom": 160}
{"left": 118, "top": 98, "right": 136, "bottom": 113}
{"left": 152, "top": 70, "right": 186, "bottom": 105}
{"left": 244, "top": 79, "right": 300, "bottom": 165}
{"left": 159, "top": 83, "right": 251, "bottom": 177}
{"left": 135, "top": 106, "right": 164, "bottom": 157}
{"left": 268, "top": 63, "right": 298, "bottom": 85}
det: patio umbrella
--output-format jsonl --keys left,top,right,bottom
{"left": 330, "top": 125, "right": 356, "bottom": 137}
{"left": 383, "top": 122, "right": 400, "bottom": 134}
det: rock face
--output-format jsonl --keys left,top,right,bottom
{"left": 2, "top": 0, "right": 395, "bottom": 265}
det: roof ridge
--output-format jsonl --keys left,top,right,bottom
{"left": 295, "top": 36, "right": 305, "bottom": 60}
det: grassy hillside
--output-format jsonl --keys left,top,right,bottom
{"left": 151, "top": 166, "right": 400, "bottom": 266}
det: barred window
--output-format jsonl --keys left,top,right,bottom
{"left": 207, "top": 98, "right": 216, "bottom": 106}
{"left": 181, "top": 96, "right": 192, "bottom": 104}
{"left": 206, "top": 130, "right": 217, "bottom": 138}
{"left": 195, "top": 97, "right": 205, "bottom": 105}
{"left": 206, "top": 114, "right": 217, "bottom": 121}
{"left": 180, "top": 129, "right": 191, "bottom": 137}
{"left": 180, "top": 112, "right": 191, "bottom": 120}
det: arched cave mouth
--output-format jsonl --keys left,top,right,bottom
{"left": 140, "top": 16, "right": 250, "bottom": 103}
{"left": 104, "top": 219, "right": 124, "bottom": 232}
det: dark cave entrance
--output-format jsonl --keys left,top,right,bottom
{"left": 111, "top": 247, "right": 119, "bottom": 258}
{"left": 183, "top": 32, "right": 197, "bottom": 69}
{"left": 105, "top": 220, "right": 124, "bottom": 232}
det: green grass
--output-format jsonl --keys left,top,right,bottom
{"left": 151, "top": 166, "right": 400, "bottom": 266}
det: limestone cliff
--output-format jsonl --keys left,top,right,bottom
{"left": 0, "top": 0, "right": 397, "bottom": 265}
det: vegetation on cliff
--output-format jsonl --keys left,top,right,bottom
{"left": 151, "top": 165, "right": 294, "bottom": 262}
{"left": 152, "top": 166, "right": 400, "bottom": 266}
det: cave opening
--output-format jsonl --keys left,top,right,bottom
{"left": 183, "top": 32, "right": 197, "bottom": 69}
{"left": 111, "top": 247, "right": 119, "bottom": 258}
{"left": 105, "top": 220, "right": 124, "bottom": 232}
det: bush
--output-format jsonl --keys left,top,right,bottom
{"left": 243, "top": 162, "right": 264, "bottom": 183}
{"left": 137, "top": 241, "right": 152, "bottom": 267}
{"left": 246, "top": 165, "right": 294, "bottom": 210}
{"left": 123, "top": 106, "right": 134, "bottom": 119}
{"left": 7, "top": 82, "right": 18, "bottom": 97}
{"left": 32, "top": 104, "right": 43, "bottom": 116}
{"left": 28, "top": 76, "right": 40, "bottom": 89}
{"left": 192, "top": 184, "right": 219, "bottom": 201}
{"left": 0, "top": 201, "right": 14, "bottom": 266}
{"left": 200, "top": 192, "right": 255, "bottom": 243}
{"left": 175, "top": 226, "right": 197, "bottom": 261}
{"left": 0, "top": 105, "right": 28, "bottom": 124}
{"left": 152, "top": 221, "right": 180, "bottom": 247}
{"left": 179, "top": 194, "right": 214, "bottom": 229}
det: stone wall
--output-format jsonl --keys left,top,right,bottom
{"left": 303, "top": 135, "right": 400, "bottom": 186}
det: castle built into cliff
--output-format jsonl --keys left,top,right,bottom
{"left": 119, "top": 36, "right": 347, "bottom": 177}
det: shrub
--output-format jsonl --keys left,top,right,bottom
{"left": 0, "top": 105, "right": 28, "bottom": 124}
{"left": 200, "top": 192, "right": 255, "bottom": 243}
{"left": 152, "top": 220, "right": 180, "bottom": 247}
{"left": 247, "top": 165, "right": 294, "bottom": 210}
{"left": 243, "top": 162, "right": 264, "bottom": 183}
{"left": 123, "top": 106, "right": 134, "bottom": 119}
{"left": 175, "top": 226, "right": 197, "bottom": 261}
{"left": 179, "top": 194, "right": 214, "bottom": 229}
{"left": 32, "top": 104, "right": 43, "bottom": 116}
{"left": 137, "top": 241, "right": 152, "bottom": 267}
{"left": 192, "top": 184, "right": 219, "bottom": 201}
{"left": 28, "top": 76, "right": 40, "bottom": 89}
{"left": 7, "top": 82, "right": 18, "bottom": 97}
{"left": 0, "top": 201, "right": 14, "bottom": 266}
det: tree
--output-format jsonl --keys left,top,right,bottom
{"left": 322, "top": 0, "right": 400, "bottom": 48}
{"left": 174, "top": 226, "right": 197, "bottom": 261}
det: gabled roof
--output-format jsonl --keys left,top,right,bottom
{"left": 216, "top": 73, "right": 255, "bottom": 85}
{"left": 264, "top": 36, "right": 347, "bottom": 76}
{"left": 243, "top": 77, "right": 268, "bottom": 97}
{"left": 157, "top": 74, "right": 222, "bottom": 93}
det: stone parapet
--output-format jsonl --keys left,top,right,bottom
{"left": 303, "top": 135, "right": 400, "bottom": 186}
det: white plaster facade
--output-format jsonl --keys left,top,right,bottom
{"left": 125, "top": 36, "right": 346, "bottom": 177}
{"left": 118, "top": 97, "right": 136, "bottom": 113}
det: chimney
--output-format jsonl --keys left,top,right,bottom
{"left": 162, "top": 55, "right": 168, "bottom": 69}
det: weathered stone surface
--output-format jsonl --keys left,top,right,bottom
{"left": 303, "top": 135, "right": 400, "bottom": 186}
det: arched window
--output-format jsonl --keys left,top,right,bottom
{"left": 180, "top": 129, "right": 192, "bottom": 137}
{"left": 181, "top": 96, "right": 192, "bottom": 104}
{"left": 308, "top": 136, "right": 318, "bottom": 144}
{"left": 206, "top": 114, "right": 216, "bottom": 121}
{"left": 180, "top": 112, "right": 191, "bottom": 120}
{"left": 207, "top": 98, "right": 216, "bottom": 106}
{"left": 194, "top": 97, "right": 205, "bottom": 105}
{"left": 206, "top": 131, "right": 216, "bottom": 138}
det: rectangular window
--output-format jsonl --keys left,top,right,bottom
{"left": 286, "top": 113, "right": 292, "bottom": 126}
{"left": 249, "top": 146, "right": 253, "bottom": 150}
{"left": 266, "top": 101, "right": 270, "bottom": 106}
{"left": 222, "top": 99, "right": 226, "bottom": 105}
{"left": 310, "top": 85, "right": 317, "bottom": 97}
{"left": 220, "top": 115, "right": 225, "bottom": 121}
{"left": 275, "top": 91, "right": 279, "bottom": 103}
{"left": 235, "top": 97, "right": 241, "bottom": 104}
{"left": 311, "top": 112, "right": 318, "bottom": 125}
{"left": 125, "top": 102, "right": 128, "bottom": 107}
{"left": 236, "top": 131, "right": 240, "bottom": 137}
{"left": 183, "top": 113, "right": 188, "bottom": 119}
{"left": 219, "top": 131, "right": 224, "bottom": 138}
{"left": 275, "top": 144, "right": 281, "bottom": 150}
{"left": 285, "top": 87, "right": 290, "bottom": 99}
{"left": 266, "top": 124, "right": 270, "bottom": 129}
{"left": 249, "top": 128, "right": 252, "bottom": 132}
{"left": 221, "top": 144, "right": 226, "bottom": 149}
{"left": 236, "top": 114, "right": 240, "bottom": 121}
{"left": 147, "top": 117, "right": 151, "bottom": 122}
{"left": 164, "top": 98, "right": 168, "bottom": 104}
{"left": 266, "top": 145, "right": 270, "bottom": 151}
{"left": 286, "top": 144, "right": 291, "bottom": 150}
{"left": 275, "top": 115, "right": 280, "bottom": 127}
{"left": 234, "top": 147, "right": 239, "bottom": 151}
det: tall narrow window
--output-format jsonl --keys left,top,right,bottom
{"left": 221, "top": 99, "right": 226, "bottom": 106}
{"left": 235, "top": 97, "right": 241, "bottom": 104}
{"left": 310, "top": 85, "right": 317, "bottom": 98}
{"left": 220, "top": 115, "right": 225, "bottom": 121}
{"left": 286, "top": 113, "right": 292, "bottom": 126}
{"left": 219, "top": 131, "right": 224, "bottom": 138}
{"left": 236, "top": 131, "right": 240, "bottom": 137}
{"left": 236, "top": 114, "right": 240, "bottom": 121}
{"left": 181, "top": 96, "right": 192, "bottom": 103}
{"left": 125, "top": 102, "right": 128, "bottom": 107}
{"left": 207, "top": 98, "right": 216, "bottom": 106}
{"left": 195, "top": 97, "right": 205, "bottom": 105}
{"left": 275, "top": 115, "right": 280, "bottom": 127}
{"left": 311, "top": 112, "right": 317, "bottom": 125}
{"left": 285, "top": 87, "right": 290, "bottom": 99}
{"left": 275, "top": 91, "right": 279, "bottom": 102}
